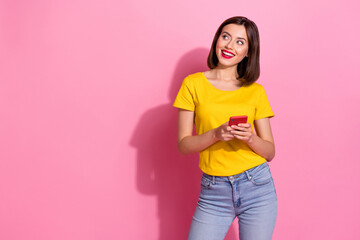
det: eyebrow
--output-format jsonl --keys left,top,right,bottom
{"left": 222, "top": 31, "right": 247, "bottom": 42}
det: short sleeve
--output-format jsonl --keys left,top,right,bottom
{"left": 254, "top": 85, "right": 274, "bottom": 120}
{"left": 173, "top": 76, "right": 195, "bottom": 111}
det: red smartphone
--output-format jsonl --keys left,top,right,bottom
{"left": 229, "top": 116, "right": 248, "bottom": 126}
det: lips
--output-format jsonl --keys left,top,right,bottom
{"left": 221, "top": 49, "right": 235, "bottom": 59}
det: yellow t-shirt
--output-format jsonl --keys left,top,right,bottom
{"left": 173, "top": 72, "right": 274, "bottom": 176}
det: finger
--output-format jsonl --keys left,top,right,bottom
{"left": 224, "top": 134, "right": 235, "bottom": 139}
{"left": 242, "top": 123, "right": 251, "bottom": 128}
{"left": 231, "top": 126, "right": 248, "bottom": 132}
{"left": 226, "top": 126, "right": 234, "bottom": 131}
{"left": 230, "top": 125, "right": 243, "bottom": 131}
{"left": 222, "top": 135, "right": 235, "bottom": 141}
{"left": 232, "top": 130, "right": 251, "bottom": 137}
{"left": 234, "top": 134, "right": 250, "bottom": 140}
{"left": 234, "top": 136, "right": 248, "bottom": 142}
{"left": 234, "top": 134, "right": 243, "bottom": 139}
{"left": 231, "top": 130, "right": 244, "bottom": 136}
{"left": 240, "top": 127, "right": 252, "bottom": 133}
{"left": 235, "top": 123, "right": 251, "bottom": 128}
{"left": 237, "top": 124, "right": 252, "bottom": 131}
{"left": 223, "top": 133, "right": 235, "bottom": 138}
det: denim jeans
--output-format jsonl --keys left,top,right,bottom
{"left": 188, "top": 162, "right": 277, "bottom": 240}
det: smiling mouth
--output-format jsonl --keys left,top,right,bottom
{"left": 221, "top": 50, "right": 235, "bottom": 59}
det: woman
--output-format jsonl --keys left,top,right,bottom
{"left": 173, "top": 16, "right": 277, "bottom": 240}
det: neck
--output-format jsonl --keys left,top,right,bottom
{"left": 213, "top": 65, "right": 238, "bottom": 81}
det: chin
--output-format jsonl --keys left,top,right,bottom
{"left": 217, "top": 60, "right": 238, "bottom": 69}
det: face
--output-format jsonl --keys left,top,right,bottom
{"left": 215, "top": 24, "right": 249, "bottom": 68}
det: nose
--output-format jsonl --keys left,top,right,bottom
{"left": 225, "top": 40, "right": 235, "bottom": 49}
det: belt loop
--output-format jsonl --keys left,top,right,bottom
{"left": 212, "top": 176, "right": 215, "bottom": 185}
{"left": 245, "top": 171, "right": 252, "bottom": 180}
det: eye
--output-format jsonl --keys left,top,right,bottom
{"left": 237, "top": 40, "right": 244, "bottom": 45}
{"left": 222, "top": 34, "right": 229, "bottom": 40}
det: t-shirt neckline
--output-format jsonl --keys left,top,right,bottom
{"left": 201, "top": 72, "right": 243, "bottom": 92}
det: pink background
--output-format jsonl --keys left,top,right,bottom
{"left": 1, "top": 0, "right": 360, "bottom": 239}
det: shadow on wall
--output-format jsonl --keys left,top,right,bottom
{"left": 130, "top": 48, "right": 237, "bottom": 240}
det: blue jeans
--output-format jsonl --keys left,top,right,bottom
{"left": 188, "top": 162, "right": 277, "bottom": 240}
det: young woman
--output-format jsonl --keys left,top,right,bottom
{"left": 173, "top": 16, "right": 277, "bottom": 240}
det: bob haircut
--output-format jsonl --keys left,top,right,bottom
{"left": 207, "top": 16, "right": 260, "bottom": 86}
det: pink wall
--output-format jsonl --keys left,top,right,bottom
{"left": 1, "top": 0, "right": 359, "bottom": 239}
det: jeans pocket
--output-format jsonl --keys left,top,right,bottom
{"left": 249, "top": 165, "right": 272, "bottom": 186}
{"left": 201, "top": 175, "right": 213, "bottom": 189}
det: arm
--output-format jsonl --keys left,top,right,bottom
{"left": 231, "top": 118, "right": 275, "bottom": 161}
{"left": 177, "top": 109, "right": 234, "bottom": 155}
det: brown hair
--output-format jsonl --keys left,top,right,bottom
{"left": 207, "top": 16, "right": 260, "bottom": 86}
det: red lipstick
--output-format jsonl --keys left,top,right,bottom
{"left": 221, "top": 49, "right": 235, "bottom": 59}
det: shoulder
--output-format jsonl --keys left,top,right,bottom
{"left": 243, "top": 82, "right": 265, "bottom": 92}
{"left": 242, "top": 82, "right": 270, "bottom": 101}
{"left": 182, "top": 72, "right": 204, "bottom": 87}
{"left": 185, "top": 72, "right": 204, "bottom": 81}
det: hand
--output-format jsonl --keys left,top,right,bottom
{"left": 230, "top": 123, "right": 254, "bottom": 143}
{"left": 214, "top": 123, "right": 235, "bottom": 141}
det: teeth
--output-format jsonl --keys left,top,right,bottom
{"left": 222, "top": 51, "right": 235, "bottom": 57}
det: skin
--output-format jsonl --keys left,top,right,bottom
{"left": 177, "top": 24, "right": 275, "bottom": 161}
